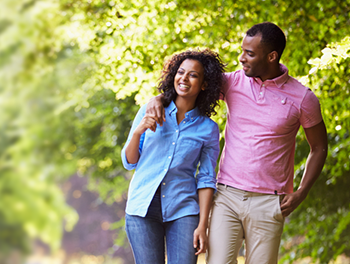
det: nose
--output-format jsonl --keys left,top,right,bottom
{"left": 181, "top": 73, "right": 189, "bottom": 81}
{"left": 239, "top": 53, "right": 245, "bottom": 63}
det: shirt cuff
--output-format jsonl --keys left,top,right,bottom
{"left": 121, "top": 148, "right": 137, "bottom": 170}
{"left": 197, "top": 176, "right": 217, "bottom": 191}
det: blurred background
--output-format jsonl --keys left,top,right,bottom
{"left": 0, "top": 0, "right": 349, "bottom": 263}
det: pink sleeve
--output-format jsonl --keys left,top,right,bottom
{"left": 300, "top": 89, "right": 323, "bottom": 128}
{"left": 221, "top": 71, "right": 239, "bottom": 99}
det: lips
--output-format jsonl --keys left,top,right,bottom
{"left": 178, "top": 83, "right": 190, "bottom": 91}
{"left": 242, "top": 65, "right": 249, "bottom": 71}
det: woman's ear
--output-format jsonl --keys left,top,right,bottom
{"left": 201, "top": 82, "right": 207, "bottom": 91}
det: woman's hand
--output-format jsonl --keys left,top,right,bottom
{"left": 134, "top": 114, "right": 158, "bottom": 135}
{"left": 125, "top": 114, "right": 157, "bottom": 164}
{"left": 193, "top": 226, "right": 208, "bottom": 255}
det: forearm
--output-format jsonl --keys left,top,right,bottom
{"left": 124, "top": 132, "right": 142, "bottom": 164}
{"left": 197, "top": 188, "right": 214, "bottom": 229}
{"left": 298, "top": 146, "right": 327, "bottom": 198}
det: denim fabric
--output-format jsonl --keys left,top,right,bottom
{"left": 125, "top": 193, "right": 199, "bottom": 264}
{"left": 121, "top": 101, "right": 219, "bottom": 222}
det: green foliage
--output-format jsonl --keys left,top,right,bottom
{"left": 281, "top": 38, "right": 350, "bottom": 264}
{"left": 1, "top": 0, "right": 349, "bottom": 262}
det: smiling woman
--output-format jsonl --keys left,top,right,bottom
{"left": 121, "top": 48, "right": 226, "bottom": 264}
{"left": 159, "top": 49, "right": 226, "bottom": 118}
{"left": 174, "top": 59, "right": 205, "bottom": 116}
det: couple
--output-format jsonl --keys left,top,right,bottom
{"left": 121, "top": 22, "right": 328, "bottom": 264}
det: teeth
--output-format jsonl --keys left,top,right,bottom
{"left": 179, "top": 84, "right": 189, "bottom": 88}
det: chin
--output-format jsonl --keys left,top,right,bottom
{"left": 244, "top": 71, "right": 253, "bottom": 77}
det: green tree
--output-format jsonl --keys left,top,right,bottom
{"left": 281, "top": 37, "right": 350, "bottom": 263}
{"left": 1, "top": 0, "right": 349, "bottom": 262}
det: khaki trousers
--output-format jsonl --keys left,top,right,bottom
{"left": 206, "top": 184, "right": 285, "bottom": 264}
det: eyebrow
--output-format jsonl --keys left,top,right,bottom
{"left": 178, "top": 67, "right": 200, "bottom": 74}
{"left": 241, "top": 47, "right": 254, "bottom": 54}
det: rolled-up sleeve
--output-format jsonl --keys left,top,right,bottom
{"left": 196, "top": 122, "right": 220, "bottom": 190}
{"left": 121, "top": 104, "right": 147, "bottom": 170}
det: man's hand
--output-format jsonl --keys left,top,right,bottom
{"left": 281, "top": 121, "right": 328, "bottom": 217}
{"left": 280, "top": 189, "right": 306, "bottom": 217}
{"left": 146, "top": 95, "right": 166, "bottom": 126}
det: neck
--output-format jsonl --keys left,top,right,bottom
{"left": 175, "top": 97, "right": 196, "bottom": 124}
{"left": 260, "top": 64, "right": 284, "bottom": 82}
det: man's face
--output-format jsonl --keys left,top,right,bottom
{"left": 239, "top": 34, "right": 270, "bottom": 81}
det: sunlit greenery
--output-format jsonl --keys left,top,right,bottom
{"left": 0, "top": 0, "right": 349, "bottom": 263}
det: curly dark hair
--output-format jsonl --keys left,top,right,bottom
{"left": 157, "top": 49, "right": 226, "bottom": 117}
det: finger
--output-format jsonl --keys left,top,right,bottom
{"left": 195, "top": 238, "right": 205, "bottom": 255}
{"left": 156, "top": 106, "right": 164, "bottom": 126}
{"left": 193, "top": 233, "right": 198, "bottom": 249}
{"left": 282, "top": 209, "right": 290, "bottom": 218}
{"left": 151, "top": 123, "right": 157, "bottom": 132}
{"left": 146, "top": 119, "right": 157, "bottom": 132}
{"left": 162, "top": 107, "right": 166, "bottom": 123}
{"left": 145, "top": 114, "right": 161, "bottom": 127}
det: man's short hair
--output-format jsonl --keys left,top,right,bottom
{"left": 246, "top": 22, "right": 286, "bottom": 61}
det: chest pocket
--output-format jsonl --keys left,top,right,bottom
{"left": 175, "top": 139, "right": 203, "bottom": 164}
{"left": 271, "top": 96, "right": 292, "bottom": 119}
{"left": 267, "top": 96, "right": 298, "bottom": 134}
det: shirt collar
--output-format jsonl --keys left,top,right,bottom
{"left": 252, "top": 63, "right": 290, "bottom": 88}
{"left": 167, "top": 100, "right": 200, "bottom": 121}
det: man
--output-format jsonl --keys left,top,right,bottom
{"left": 146, "top": 22, "right": 328, "bottom": 264}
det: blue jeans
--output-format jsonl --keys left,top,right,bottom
{"left": 125, "top": 192, "right": 199, "bottom": 264}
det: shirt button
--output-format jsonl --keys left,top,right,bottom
{"left": 162, "top": 195, "right": 165, "bottom": 198}
{"left": 172, "top": 142, "right": 175, "bottom": 145}
{"left": 183, "top": 121, "right": 186, "bottom": 124}
{"left": 260, "top": 92, "right": 263, "bottom": 95}
{"left": 164, "top": 169, "right": 166, "bottom": 172}
{"left": 163, "top": 182, "right": 166, "bottom": 185}
{"left": 168, "top": 156, "right": 171, "bottom": 159}
{"left": 281, "top": 100, "right": 286, "bottom": 104}
{"left": 175, "top": 130, "right": 178, "bottom": 132}
{"left": 262, "top": 84, "right": 265, "bottom": 87}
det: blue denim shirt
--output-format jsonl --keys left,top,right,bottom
{"left": 122, "top": 101, "right": 219, "bottom": 222}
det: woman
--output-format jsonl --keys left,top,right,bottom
{"left": 121, "top": 49, "right": 225, "bottom": 264}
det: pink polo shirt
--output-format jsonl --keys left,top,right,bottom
{"left": 217, "top": 64, "right": 323, "bottom": 194}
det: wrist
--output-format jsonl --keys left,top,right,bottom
{"left": 156, "top": 94, "right": 164, "bottom": 102}
{"left": 296, "top": 187, "right": 309, "bottom": 199}
{"left": 196, "top": 222, "right": 208, "bottom": 230}
{"left": 132, "top": 129, "right": 144, "bottom": 138}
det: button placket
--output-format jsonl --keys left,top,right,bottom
{"left": 259, "top": 83, "right": 265, "bottom": 97}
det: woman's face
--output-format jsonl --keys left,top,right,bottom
{"left": 174, "top": 59, "right": 205, "bottom": 102}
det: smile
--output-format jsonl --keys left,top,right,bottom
{"left": 179, "top": 84, "right": 190, "bottom": 89}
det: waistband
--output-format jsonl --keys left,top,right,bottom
{"left": 217, "top": 183, "right": 285, "bottom": 200}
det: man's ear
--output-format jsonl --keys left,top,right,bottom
{"left": 268, "top": 51, "right": 279, "bottom": 63}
